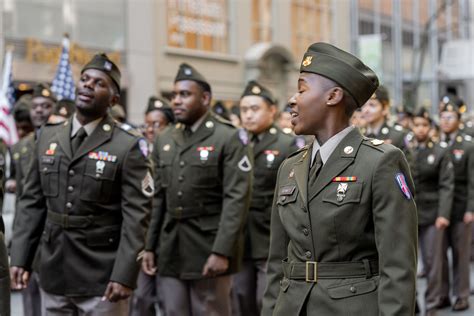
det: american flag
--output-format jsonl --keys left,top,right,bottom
{"left": 51, "top": 35, "right": 75, "bottom": 101}
{"left": 0, "top": 48, "right": 19, "bottom": 145}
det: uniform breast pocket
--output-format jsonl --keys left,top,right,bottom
{"left": 276, "top": 185, "right": 299, "bottom": 206}
{"left": 190, "top": 161, "right": 219, "bottom": 189}
{"left": 322, "top": 182, "right": 363, "bottom": 206}
{"left": 80, "top": 159, "right": 118, "bottom": 202}
{"left": 40, "top": 155, "right": 61, "bottom": 197}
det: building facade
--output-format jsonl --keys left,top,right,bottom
{"left": 1, "top": 0, "right": 472, "bottom": 124}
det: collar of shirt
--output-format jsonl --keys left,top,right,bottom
{"left": 311, "top": 126, "right": 354, "bottom": 165}
{"left": 71, "top": 115, "right": 103, "bottom": 137}
{"left": 188, "top": 111, "right": 209, "bottom": 133}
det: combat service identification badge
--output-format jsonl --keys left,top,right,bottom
{"left": 395, "top": 173, "right": 412, "bottom": 200}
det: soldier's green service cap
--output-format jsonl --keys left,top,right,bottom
{"left": 82, "top": 53, "right": 121, "bottom": 92}
{"left": 300, "top": 42, "right": 379, "bottom": 107}
{"left": 439, "top": 95, "right": 466, "bottom": 115}
{"left": 32, "top": 83, "right": 57, "bottom": 102}
{"left": 146, "top": 96, "right": 174, "bottom": 123}
{"left": 14, "top": 94, "right": 32, "bottom": 111}
{"left": 174, "top": 63, "right": 211, "bottom": 92}
{"left": 241, "top": 80, "right": 275, "bottom": 105}
{"left": 372, "top": 85, "right": 390, "bottom": 105}
{"left": 54, "top": 99, "right": 75, "bottom": 118}
{"left": 414, "top": 107, "right": 432, "bottom": 123}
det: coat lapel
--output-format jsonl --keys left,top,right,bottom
{"left": 71, "top": 115, "right": 114, "bottom": 164}
{"left": 56, "top": 118, "right": 73, "bottom": 160}
{"left": 293, "top": 144, "right": 311, "bottom": 207}
{"left": 179, "top": 113, "right": 214, "bottom": 154}
{"left": 308, "top": 129, "right": 363, "bottom": 202}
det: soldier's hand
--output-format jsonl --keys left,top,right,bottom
{"left": 202, "top": 253, "right": 229, "bottom": 277}
{"left": 102, "top": 282, "right": 132, "bottom": 302}
{"left": 435, "top": 216, "right": 450, "bottom": 230}
{"left": 10, "top": 266, "right": 30, "bottom": 290}
{"left": 463, "top": 212, "right": 473, "bottom": 224}
{"left": 142, "top": 251, "right": 157, "bottom": 276}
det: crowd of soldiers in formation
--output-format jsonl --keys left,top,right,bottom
{"left": 0, "top": 47, "right": 473, "bottom": 316}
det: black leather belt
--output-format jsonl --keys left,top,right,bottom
{"left": 47, "top": 210, "right": 121, "bottom": 228}
{"left": 282, "top": 259, "right": 378, "bottom": 283}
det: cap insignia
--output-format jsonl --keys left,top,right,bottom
{"left": 251, "top": 86, "right": 261, "bottom": 94}
{"left": 302, "top": 56, "right": 313, "bottom": 67}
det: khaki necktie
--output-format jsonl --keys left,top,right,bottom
{"left": 71, "top": 127, "right": 87, "bottom": 155}
{"left": 309, "top": 150, "right": 323, "bottom": 187}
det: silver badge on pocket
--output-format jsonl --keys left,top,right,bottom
{"left": 96, "top": 161, "right": 106, "bottom": 174}
{"left": 336, "top": 183, "right": 348, "bottom": 202}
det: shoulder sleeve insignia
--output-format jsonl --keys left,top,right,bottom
{"left": 138, "top": 138, "right": 150, "bottom": 157}
{"left": 238, "top": 128, "right": 249, "bottom": 145}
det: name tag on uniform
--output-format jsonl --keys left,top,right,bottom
{"left": 41, "top": 156, "right": 55, "bottom": 164}
{"left": 280, "top": 185, "right": 296, "bottom": 195}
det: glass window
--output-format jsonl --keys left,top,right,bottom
{"left": 5, "top": 0, "right": 125, "bottom": 50}
{"left": 291, "top": 0, "right": 333, "bottom": 59}
{"left": 167, "top": 0, "right": 229, "bottom": 53}
{"left": 252, "top": 0, "right": 272, "bottom": 43}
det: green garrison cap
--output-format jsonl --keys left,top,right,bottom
{"left": 32, "top": 83, "right": 57, "bottom": 102}
{"left": 145, "top": 96, "right": 174, "bottom": 123}
{"left": 82, "top": 53, "right": 121, "bottom": 92}
{"left": 241, "top": 80, "right": 275, "bottom": 105}
{"left": 174, "top": 63, "right": 211, "bottom": 92}
{"left": 439, "top": 95, "right": 467, "bottom": 115}
{"left": 414, "top": 107, "right": 432, "bottom": 123}
{"left": 14, "top": 94, "right": 32, "bottom": 111}
{"left": 373, "top": 85, "right": 390, "bottom": 105}
{"left": 300, "top": 42, "right": 379, "bottom": 107}
{"left": 54, "top": 99, "right": 75, "bottom": 118}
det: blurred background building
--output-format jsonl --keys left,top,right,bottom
{"left": 0, "top": 0, "right": 473, "bottom": 124}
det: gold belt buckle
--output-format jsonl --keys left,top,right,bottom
{"left": 305, "top": 261, "right": 318, "bottom": 283}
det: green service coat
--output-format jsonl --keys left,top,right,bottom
{"left": 146, "top": 112, "right": 252, "bottom": 279}
{"left": 11, "top": 115, "right": 152, "bottom": 296}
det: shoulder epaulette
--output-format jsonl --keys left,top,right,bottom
{"left": 361, "top": 138, "right": 386, "bottom": 152}
{"left": 288, "top": 144, "right": 309, "bottom": 159}
{"left": 212, "top": 113, "right": 235, "bottom": 128}
{"left": 117, "top": 123, "right": 143, "bottom": 138}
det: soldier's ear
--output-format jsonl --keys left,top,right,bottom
{"left": 202, "top": 91, "right": 212, "bottom": 107}
{"left": 326, "top": 87, "right": 344, "bottom": 106}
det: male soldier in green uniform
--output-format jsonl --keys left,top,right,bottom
{"left": 261, "top": 42, "right": 418, "bottom": 316}
{"left": 410, "top": 107, "right": 454, "bottom": 314}
{"left": 10, "top": 53, "right": 152, "bottom": 315}
{"left": 142, "top": 63, "right": 252, "bottom": 316}
{"left": 9, "top": 85, "right": 56, "bottom": 316}
{"left": 232, "top": 81, "right": 297, "bottom": 316}
{"left": 437, "top": 95, "right": 474, "bottom": 311}
{"left": 142, "top": 96, "right": 174, "bottom": 143}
